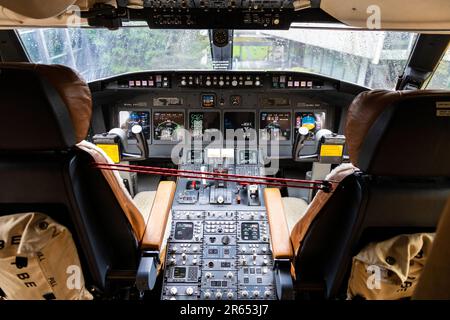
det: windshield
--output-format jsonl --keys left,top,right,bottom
{"left": 427, "top": 45, "right": 450, "bottom": 89}
{"left": 18, "top": 27, "right": 418, "bottom": 89}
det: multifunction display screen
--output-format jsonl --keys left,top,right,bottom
{"left": 241, "top": 223, "right": 260, "bottom": 241}
{"left": 224, "top": 112, "right": 255, "bottom": 131}
{"left": 119, "top": 111, "right": 150, "bottom": 139}
{"left": 189, "top": 112, "right": 220, "bottom": 138}
{"left": 260, "top": 112, "right": 291, "bottom": 141}
{"left": 294, "top": 111, "right": 326, "bottom": 140}
{"left": 153, "top": 111, "right": 185, "bottom": 141}
{"left": 174, "top": 222, "right": 194, "bottom": 240}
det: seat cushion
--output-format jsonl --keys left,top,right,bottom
{"left": 133, "top": 191, "right": 157, "bottom": 223}
{"left": 282, "top": 197, "right": 309, "bottom": 233}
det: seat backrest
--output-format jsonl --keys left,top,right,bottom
{"left": 413, "top": 196, "right": 450, "bottom": 300}
{"left": 0, "top": 63, "right": 143, "bottom": 292}
{"left": 294, "top": 90, "right": 450, "bottom": 299}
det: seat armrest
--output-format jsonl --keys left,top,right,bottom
{"left": 263, "top": 188, "right": 294, "bottom": 260}
{"left": 140, "top": 181, "right": 176, "bottom": 251}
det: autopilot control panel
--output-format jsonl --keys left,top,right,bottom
{"left": 161, "top": 148, "right": 277, "bottom": 300}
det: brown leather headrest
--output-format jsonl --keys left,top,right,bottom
{"left": 0, "top": 63, "right": 92, "bottom": 143}
{"left": 345, "top": 89, "right": 450, "bottom": 167}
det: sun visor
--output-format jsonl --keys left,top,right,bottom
{"left": 320, "top": 0, "right": 450, "bottom": 31}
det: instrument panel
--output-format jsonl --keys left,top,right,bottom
{"left": 90, "top": 71, "right": 359, "bottom": 159}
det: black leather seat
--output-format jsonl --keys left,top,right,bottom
{"left": 291, "top": 89, "right": 450, "bottom": 299}
{"left": 0, "top": 63, "right": 147, "bottom": 296}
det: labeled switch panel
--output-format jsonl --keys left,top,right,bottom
{"left": 162, "top": 208, "right": 276, "bottom": 300}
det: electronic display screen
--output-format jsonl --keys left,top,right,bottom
{"left": 173, "top": 267, "right": 186, "bottom": 279}
{"left": 241, "top": 223, "right": 260, "bottom": 241}
{"left": 153, "top": 111, "right": 185, "bottom": 141}
{"left": 189, "top": 112, "right": 220, "bottom": 138}
{"left": 237, "top": 150, "right": 258, "bottom": 165}
{"left": 201, "top": 94, "right": 216, "bottom": 108}
{"left": 224, "top": 112, "right": 255, "bottom": 131}
{"left": 211, "top": 281, "right": 228, "bottom": 287}
{"left": 119, "top": 111, "right": 150, "bottom": 139}
{"left": 174, "top": 222, "right": 194, "bottom": 240}
{"left": 260, "top": 112, "right": 291, "bottom": 141}
{"left": 295, "top": 111, "right": 326, "bottom": 140}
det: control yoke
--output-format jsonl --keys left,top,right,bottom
{"left": 125, "top": 125, "right": 149, "bottom": 161}
{"left": 293, "top": 127, "right": 348, "bottom": 164}
{"left": 93, "top": 125, "right": 149, "bottom": 162}
{"left": 292, "top": 126, "right": 311, "bottom": 160}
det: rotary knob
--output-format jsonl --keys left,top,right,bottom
{"left": 227, "top": 292, "right": 234, "bottom": 299}
{"left": 241, "top": 290, "right": 248, "bottom": 297}
{"left": 219, "top": 80, "right": 225, "bottom": 86}
{"left": 222, "top": 235, "right": 230, "bottom": 245}
{"left": 231, "top": 80, "right": 238, "bottom": 87}
{"left": 206, "top": 80, "right": 212, "bottom": 86}
{"left": 180, "top": 79, "right": 187, "bottom": 86}
{"left": 186, "top": 287, "right": 194, "bottom": 296}
{"left": 264, "top": 290, "right": 272, "bottom": 297}
{"left": 192, "top": 258, "right": 198, "bottom": 265}
{"left": 205, "top": 272, "right": 212, "bottom": 279}
{"left": 255, "top": 80, "right": 261, "bottom": 86}
{"left": 204, "top": 292, "right": 211, "bottom": 299}
{"left": 226, "top": 271, "right": 234, "bottom": 279}
{"left": 170, "top": 287, "right": 178, "bottom": 296}
{"left": 253, "top": 290, "right": 260, "bottom": 298}
{"left": 215, "top": 292, "right": 223, "bottom": 300}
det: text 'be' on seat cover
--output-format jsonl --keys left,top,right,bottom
{"left": 0, "top": 212, "right": 92, "bottom": 300}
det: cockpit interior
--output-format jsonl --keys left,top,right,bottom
{"left": 0, "top": 0, "right": 450, "bottom": 305}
